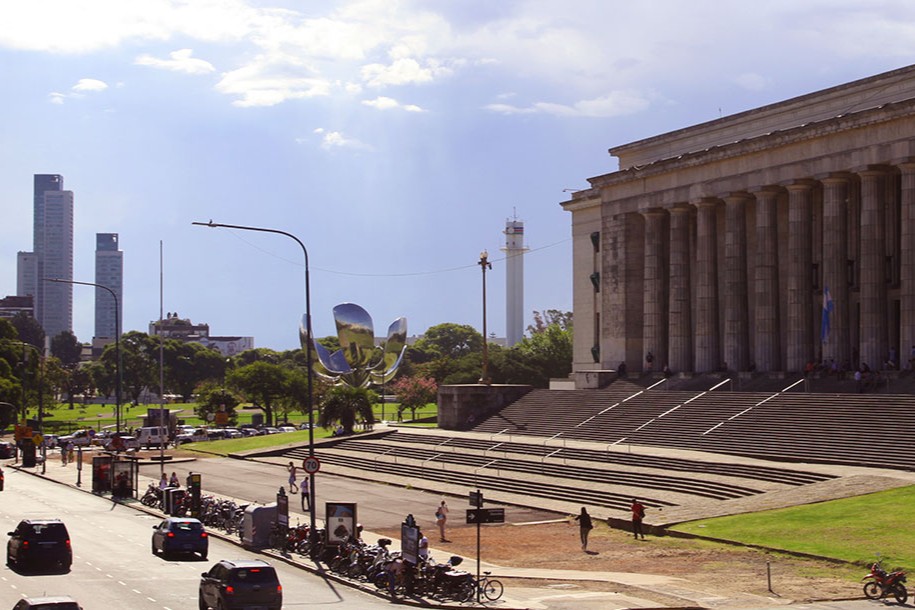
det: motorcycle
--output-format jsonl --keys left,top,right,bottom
{"left": 863, "top": 561, "right": 908, "bottom": 604}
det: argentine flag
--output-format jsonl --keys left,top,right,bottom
{"left": 821, "top": 286, "right": 834, "bottom": 343}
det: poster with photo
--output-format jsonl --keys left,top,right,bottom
{"left": 324, "top": 502, "right": 357, "bottom": 546}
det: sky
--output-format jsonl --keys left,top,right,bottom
{"left": 1, "top": 1, "right": 915, "bottom": 351}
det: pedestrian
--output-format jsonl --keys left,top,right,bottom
{"left": 287, "top": 461, "right": 298, "bottom": 494}
{"left": 418, "top": 530, "right": 429, "bottom": 562}
{"left": 60, "top": 442, "right": 68, "bottom": 466}
{"left": 387, "top": 556, "right": 404, "bottom": 598}
{"left": 169, "top": 471, "right": 180, "bottom": 488}
{"left": 68, "top": 442, "right": 75, "bottom": 464}
{"left": 631, "top": 498, "right": 646, "bottom": 539}
{"left": 435, "top": 500, "right": 449, "bottom": 542}
{"left": 300, "top": 473, "right": 310, "bottom": 512}
{"left": 573, "top": 507, "right": 593, "bottom": 552}
{"left": 159, "top": 472, "right": 169, "bottom": 490}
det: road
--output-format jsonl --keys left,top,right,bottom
{"left": 0, "top": 467, "right": 395, "bottom": 610}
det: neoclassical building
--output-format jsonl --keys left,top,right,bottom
{"left": 562, "top": 64, "right": 915, "bottom": 378}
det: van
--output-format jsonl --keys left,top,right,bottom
{"left": 137, "top": 426, "right": 169, "bottom": 449}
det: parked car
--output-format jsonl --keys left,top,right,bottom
{"left": 57, "top": 429, "right": 92, "bottom": 447}
{"left": 0, "top": 441, "right": 15, "bottom": 459}
{"left": 239, "top": 428, "right": 258, "bottom": 437}
{"left": 199, "top": 559, "right": 282, "bottom": 610}
{"left": 176, "top": 428, "right": 209, "bottom": 445}
{"left": 6, "top": 519, "right": 72, "bottom": 572}
{"left": 221, "top": 428, "right": 242, "bottom": 439}
{"left": 260, "top": 427, "right": 280, "bottom": 435}
{"left": 12, "top": 596, "right": 83, "bottom": 609}
{"left": 206, "top": 429, "right": 227, "bottom": 441}
{"left": 42, "top": 434, "right": 60, "bottom": 449}
{"left": 277, "top": 426, "right": 296, "bottom": 433}
{"left": 151, "top": 517, "right": 208, "bottom": 560}
{"left": 102, "top": 433, "right": 140, "bottom": 451}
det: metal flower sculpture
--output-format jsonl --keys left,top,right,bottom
{"left": 299, "top": 303, "right": 406, "bottom": 388}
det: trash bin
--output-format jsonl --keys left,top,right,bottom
{"left": 164, "top": 487, "right": 186, "bottom": 516}
{"left": 20, "top": 442, "right": 36, "bottom": 468}
{"left": 241, "top": 504, "right": 276, "bottom": 549}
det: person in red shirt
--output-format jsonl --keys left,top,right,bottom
{"left": 631, "top": 498, "right": 646, "bottom": 539}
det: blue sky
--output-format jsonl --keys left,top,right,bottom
{"left": 1, "top": 0, "right": 914, "bottom": 350}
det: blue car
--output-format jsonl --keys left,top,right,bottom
{"left": 151, "top": 517, "right": 208, "bottom": 560}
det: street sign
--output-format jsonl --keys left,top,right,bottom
{"left": 32, "top": 433, "right": 43, "bottom": 447}
{"left": 466, "top": 508, "right": 505, "bottom": 524}
{"left": 469, "top": 490, "right": 483, "bottom": 507}
{"left": 302, "top": 456, "right": 321, "bottom": 474}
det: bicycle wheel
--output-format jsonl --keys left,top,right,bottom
{"left": 483, "top": 578, "right": 504, "bottom": 601}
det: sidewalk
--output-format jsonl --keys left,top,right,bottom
{"left": 6, "top": 453, "right": 791, "bottom": 610}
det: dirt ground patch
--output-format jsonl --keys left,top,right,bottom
{"left": 376, "top": 520, "right": 865, "bottom": 605}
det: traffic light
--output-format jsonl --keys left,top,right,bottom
{"left": 186, "top": 472, "right": 201, "bottom": 517}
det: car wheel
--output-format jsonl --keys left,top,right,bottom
{"left": 200, "top": 552, "right": 207, "bottom": 561}
{"left": 151, "top": 541, "right": 157, "bottom": 555}
{"left": 198, "top": 592, "right": 208, "bottom": 610}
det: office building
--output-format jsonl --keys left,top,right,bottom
{"left": 17, "top": 174, "right": 74, "bottom": 339}
{"left": 94, "top": 233, "right": 123, "bottom": 343}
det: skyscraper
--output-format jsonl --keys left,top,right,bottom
{"left": 502, "top": 217, "right": 527, "bottom": 347}
{"left": 94, "top": 233, "right": 123, "bottom": 342}
{"left": 17, "top": 174, "right": 74, "bottom": 339}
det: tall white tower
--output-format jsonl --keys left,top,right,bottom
{"left": 502, "top": 215, "right": 528, "bottom": 347}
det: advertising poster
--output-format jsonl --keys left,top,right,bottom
{"left": 324, "top": 502, "right": 357, "bottom": 546}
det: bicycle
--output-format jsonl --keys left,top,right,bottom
{"left": 460, "top": 570, "right": 504, "bottom": 602}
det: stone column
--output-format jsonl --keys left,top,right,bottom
{"left": 900, "top": 162, "right": 915, "bottom": 368}
{"left": 785, "top": 181, "right": 815, "bottom": 372}
{"left": 858, "top": 167, "right": 889, "bottom": 370}
{"left": 642, "top": 208, "right": 668, "bottom": 371}
{"left": 668, "top": 205, "right": 692, "bottom": 372}
{"left": 821, "top": 175, "right": 850, "bottom": 367}
{"left": 723, "top": 193, "right": 751, "bottom": 372}
{"left": 753, "top": 187, "right": 781, "bottom": 372}
{"left": 694, "top": 198, "right": 720, "bottom": 372}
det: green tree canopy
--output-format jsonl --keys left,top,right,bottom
{"left": 412, "top": 323, "right": 482, "bottom": 360}
{"left": 51, "top": 330, "right": 83, "bottom": 367}
{"left": 9, "top": 313, "right": 44, "bottom": 350}
{"left": 227, "top": 360, "right": 288, "bottom": 426}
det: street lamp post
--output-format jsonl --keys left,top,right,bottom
{"left": 44, "top": 278, "right": 121, "bottom": 433}
{"left": 478, "top": 251, "right": 492, "bottom": 385}
{"left": 193, "top": 220, "right": 317, "bottom": 551}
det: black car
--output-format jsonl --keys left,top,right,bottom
{"left": 6, "top": 519, "right": 72, "bottom": 572}
{"left": 199, "top": 559, "right": 282, "bottom": 610}
{"left": 151, "top": 517, "right": 208, "bottom": 559}
{"left": 12, "top": 595, "right": 83, "bottom": 609}
{"left": 0, "top": 441, "right": 15, "bottom": 459}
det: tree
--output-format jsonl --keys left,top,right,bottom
{"left": 195, "top": 383, "right": 240, "bottom": 426}
{"left": 413, "top": 323, "right": 482, "bottom": 359}
{"left": 390, "top": 376, "right": 437, "bottom": 420}
{"left": 51, "top": 330, "right": 83, "bottom": 367}
{"left": 163, "top": 341, "right": 225, "bottom": 401}
{"left": 318, "top": 385, "right": 375, "bottom": 434}
{"left": 100, "top": 331, "right": 158, "bottom": 405}
{"left": 228, "top": 360, "right": 288, "bottom": 426}
{"left": 9, "top": 313, "right": 44, "bottom": 350}
{"left": 527, "top": 310, "right": 573, "bottom": 335}
{"left": 511, "top": 322, "right": 573, "bottom": 386}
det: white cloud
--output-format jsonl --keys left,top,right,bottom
{"left": 360, "top": 57, "right": 452, "bottom": 88}
{"left": 215, "top": 54, "right": 331, "bottom": 107}
{"left": 48, "top": 78, "right": 109, "bottom": 104}
{"left": 72, "top": 78, "right": 108, "bottom": 92}
{"left": 313, "top": 127, "right": 372, "bottom": 151}
{"left": 486, "top": 90, "right": 650, "bottom": 118}
{"left": 362, "top": 96, "right": 425, "bottom": 112}
{"left": 135, "top": 49, "right": 216, "bottom": 74}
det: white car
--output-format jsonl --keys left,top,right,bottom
{"left": 58, "top": 429, "right": 93, "bottom": 447}
{"left": 278, "top": 426, "right": 297, "bottom": 433}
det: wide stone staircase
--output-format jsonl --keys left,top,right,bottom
{"left": 274, "top": 379, "right": 915, "bottom": 523}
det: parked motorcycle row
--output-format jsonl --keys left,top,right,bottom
{"left": 863, "top": 561, "right": 908, "bottom": 604}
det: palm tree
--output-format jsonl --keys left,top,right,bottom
{"left": 318, "top": 386, "right": 375, "bottom": 434}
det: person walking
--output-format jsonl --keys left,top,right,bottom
{"left": 573, "top": 507, "right": 593, "bottom": 551}
{"left": 287, "top": 461, "right": 298, "bottom": 494}
{"left": 168, "top": 471, "right": 180, "bottom": 488}
{"left": 435, "top": 500, "right": 449, "bottom": 541}
{"left": 631, "top": 498, "right": 646, "bottom": 539}
{"left": 300, "top": 473, "right": 310, "bottom": 512}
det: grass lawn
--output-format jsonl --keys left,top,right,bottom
{"left": 672, "top": 485, "right": 915, "bottom": 568}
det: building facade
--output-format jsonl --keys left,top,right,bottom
{"left": 562, "top": 65, "right": 915, "bottom": 378}
{"left": 94, "top": 233, "right": 123, "bottom": 343}
{"left": 17, "top": 174, "right": 74, "bottom": 339}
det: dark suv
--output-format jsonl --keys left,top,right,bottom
{"left": 6, "top": 519, "right": 72, "bottom": 572}
{"left": 199, "top": 559, "right": 282, "bottom": 610}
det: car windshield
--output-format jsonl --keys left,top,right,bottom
{"left": 230, "top": 567, "right": 277, "bottom": 584}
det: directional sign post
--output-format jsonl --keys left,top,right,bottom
{"left": 466, "top": 508, "right": 505, "bottom": 524}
